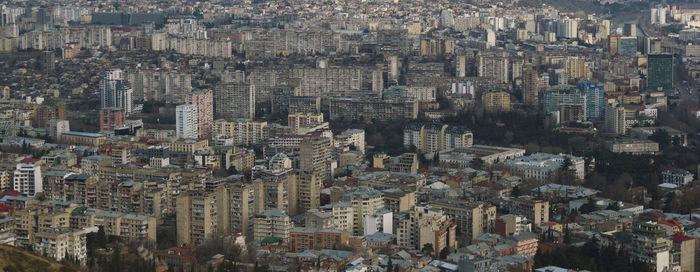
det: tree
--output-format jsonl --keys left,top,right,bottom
{"left": 421, "top": 243, "right": 434, "bottom": 257}
{"left": 439, "top": 247, "right": 452, "bottom": 259}
{"left": 649, "top": 129, "right": 671, "bottom": 149}
{"left": 470, "top": 158, "right": 484, "bottom": 169}
{"left": 511, "top": 185, "right": 521, "bottom": 197}
{"left": 578, "top": 197, "right": 598, "bottom": 214}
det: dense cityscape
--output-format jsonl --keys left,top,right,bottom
{"left": 0, "top": 0, "right": 699, "bottom": 271}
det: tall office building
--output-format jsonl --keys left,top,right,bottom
{"left": 440, "top": 9, "right": 455, "bottom": 28}
{"left": 456, "top": 55, "right": 467, "bottom": 78}
{"left": 299, "top": 136, "right": 332, "bottom": 181}
{"left": 297, "top": 170, "right": 321, "bottom": 213}
{"left": 647, "top": 54, "right": 673, "bottom": 91}
{"left": 176, "top": 104, "right": 199, "bottom": 139}
{"left": 185, "top": 90, "right": 213, "bottom": 140}
{"left": 100, "top": 69, "right": 133, "bottom": 114}
{"left": 176, "top": 192, "right": 219, "bottom": 245}
{"left": 523, "top": 66, "right": 539, "bottom": 106}
{"left": 543, "top": 86, "right": 586, "bottom": 115}
{"left": 558, "top": 18, "right": 578, "bottom": 39}
{"left": 13, "top": 164, "right": 43, "bottom": 197}
{"left": 478, "top": 51, "right": 509, "bottom": 83}
{"left": 604, "top": 99, "right": 626, "bottom": 135}
{"left": 579, "top": 82, "right": 605, "bottom": 120}
{"left": 40, "top": 50, "right": 55, "bottom": 74}
{"left": 214, "top": 83, "right": 255, "bottom": 120}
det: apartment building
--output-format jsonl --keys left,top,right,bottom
{"left": 430, "top": 201, "right": 496, "bottom": 242}
{"left": 33, "top": 228, "right": 89, "bottom": 264}
{"left": 214, "top": 83, "right": 255, "bottom": 120}
{"left": 506, "top": 198, "right": 550, "bottom": 227}
{"left": 482, "top": 91, "right": 511, "bottom": 112}
{"left": 253, "top": 209, "right": 292, "bottom": 242}
{"left": 212, "top": 119, "right": 267, "bottom": 146}
{"left": 176, "top": 192, "right": 219, "bottom": 245}
{"left": 13, "top": 164, "right": 42, "bottom": 197}
{"left": 395, "top": 206, "right": 456, "bottom": 257}
{"left": 289, "top": 227, "right": 349, "bottom": 252}
{"left": 341, "top": 186, "right": 385, "bottom": 236}
{"left": 185, "top": 90, "right": 213, "bottom": 140}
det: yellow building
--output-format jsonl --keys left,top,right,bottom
{"left": 341, "top": 186, "right": 385, "bottom": 236}
{"left": 482, "top": 91, "right": 511, "bottom": 112}
{"left": 212, "top": 119, "right": 267, "bottom": 146}
{"left": 160, "top": 139, "right": 208, "bottom": 154}
{"left": 59, "top": 131, "right": 106, "bottom": 147}
{"left": 176, "top": 192, "right": 219, "bottom": 245}
{"left": 396, "top": 206, "right": 456, "bottom": 257}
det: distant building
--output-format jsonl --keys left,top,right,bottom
{"left": 579, "top": 82, "right": 605, "bottom": 120}
{"left": 648, "top": 54, "right": 673, "bottom": 91}
{"left": 604, "top": 99, "right": 626, "bottom": 135}
{"left": 607, "top": 138, "right": 659, "bottom": 155}
{"left": 543, "top": 85, "right": 586, "bottom": 116}
{"left": 100, "top": 69, "right": 133, "bottom": 114}
{"left": 185, "top": 90, "right": 213, "bottom": 140}
{"left": 503, "top": 153, "right": 584, "bottom": 181}
{"left": 395, "top": 206, "right": 456, "bottom": 257}
{"left": 253, "top": 209, "right": 292, "bottom": 242}
{"left": 214, "top": 83, "right": 255, "bottom": 120}
{"left": 176, "top": 104, "right": 198, "bottom": 139}
{"left": 482, "top": 91, "right": 511, "bottom": 112}
{"left": 99, "top": 108, "right": 126, "bottom": 131}
{"left": 13, "top": 164, "right": 42, "bottom": 197}
{"left": 662, "top": 169, "right": 694, "bottom": 187}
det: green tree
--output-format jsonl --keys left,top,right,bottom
{"left": 649, "top": 129, "right": 671, "bottom": 149}
{"left": 421, "top": 243, "right": 434, "bottom": 256}
{"left": 470, "top": 158, "right": 484, "bottom": 169}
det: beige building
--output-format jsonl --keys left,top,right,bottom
{"left": 253, "top": 209, "right": 292, "bottom": 242}
{"left": 319, "top": 202, "right": 354, "bottom": 234}
{"left": 212, "top": 119, "right": 267, "bottom": 146}
{"left": 482, "top": 91, "right": 511, "bottom": 112}
{"left": 297, "top": 170, "right": 321, "bottom": 213}
{"left": 341, "top": 186, "right": 385, "bottom": 236}
{"left": 507, "top": 198, "right": 550, "bottom": 226}
{"left": 59, "top": 131, "right": 106, "bottom": 147}
{"left": 176, "top": 192, "right": 219, "bottom": 245}
{"left": 217, "top": 182, "right": 257, "bottom": 237}
{"left": 94, "top": 211, "right": 157, "bottom": 243}
{"left": 431, "top": 201, "right": 496, "bottom": 242}
{"left": 33, "top": 228, "right": 89, "bottom": 264}
{"left": 396, "top": 206, "right": 456, "bottom": 257}
{"left": 382, "top": 189, "right": 416, "bottom": 213}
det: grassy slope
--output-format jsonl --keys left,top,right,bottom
{"left": 0, "top": 245, "right": 76, "bottom": 272}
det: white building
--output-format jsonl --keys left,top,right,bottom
{"left": 13, "top": 164, "right": 42, "bottom": 197}
{"left": 176, "top": 104, "right": 199, "bottom": 139}
{"left": 47, "top": 119, "right": 70, "bottom": 140}
{"left": 662, "top": 169, "right": 694, "bottom": 187}
{"left": 503, "top": 153, "right": 585, "bottom": 181}
{"left": 363, "top": 210, "right": 393, "bottom": 236}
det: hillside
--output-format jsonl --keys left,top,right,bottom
{"left": 0, "top": 245, "right": 77, "bottom": 272}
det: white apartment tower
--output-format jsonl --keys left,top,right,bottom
{"left": 176, "top": 104, "right": 199, "bottom": 139}
{"left": 13, "top": 164, "right": 42, "bottom": 197}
